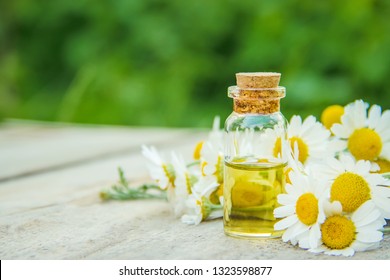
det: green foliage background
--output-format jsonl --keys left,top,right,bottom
{"left": 1, "top": 0, "right": 389, "bottom": 127}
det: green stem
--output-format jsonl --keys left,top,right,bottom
{"left": 187, "top": 160, "right": 201, "bottom": 168}
{"left": 209, "top": 204, "right": 223, "bottom": 211}
{"left": 100, "top": 167, "right": 166, "bottom": 201}
{"left": 382, "top": 172, "right": 390, "bottom": 180}
{"left": 381, "top": 226, "right": 390, "bottom": 233}
{"left": 100, "top": 184, "right": 166, "bottom": 201}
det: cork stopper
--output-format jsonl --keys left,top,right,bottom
{"left": 236, "top": 72, "right": 281, "bottom": 88}
{"left": 229, "top": 72, "right": 285, "bottom": 114}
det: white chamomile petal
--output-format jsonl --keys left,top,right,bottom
{"left": 320, "top": 155, "right": 390, "bottom": 218}
{"left": 323, "top": 200, "right": 342, "bottom": 217}
{"left": 352, "top": 200, "right": 377, "bottom": 223}
{"left": 274, "top": 171, "right": 326, "bottom": 248}
{"left": 368, "top": 105, "right": 382, "bottom": 129}
{"left": 142, "top": 145, "right": 175, "bottom": 190}
{"left": 273, "top": 204, "right": 296, "bottom": 218}
{"left": 312, "top": 199, "right": 385, "bottom": 257}
{"left": 331, "top": 100, "right": 390, "bottom": 164}
{"left": 282, "top": 222, "right": 307, "bottom": 243}
{"left": 372, "top": 196, "right": 390, "bottom": 218}
{"left": 277, "top": 193, "right": 297, "bottom": 205}
{"left": 308, "top": 223, "right": 321, "bottom": 249}
{"left": 324, "top": 247, "right": 354, "bottom": 257}
{"left": 331, "top": 123, "right": 350, "bottom": 138}
{"left": 274, "top": 215, "right": 298, "bottom": 230}
{"left": 356, "top": 230, "right": 383, "bottom": 243}
{"left": 375, "top": 110, "right": 390, "bottom": 134}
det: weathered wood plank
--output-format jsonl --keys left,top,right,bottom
{"left": 0, "top": 136, "right": 207, "bottom": 259}
{"left": 0, "top": 122, "right": 389, "bottom": 260}
{"left": 0, "top": 133, "right": 205, "bottom": 215}
{"left": 0, "top": 119, "right": 200, "bottom": 181}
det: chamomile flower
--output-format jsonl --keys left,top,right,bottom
{"left": 193, "top": 116, "right": 224, "bottom": 184}
{"left": 181, "top": 177, "right": 222, "bottom": 225}
{"left": 310, "top": 200, "right": 385, "bottom": 256}
{"left": 181, "top": 192, "right": 206, "bottom": 225}
{"left": 171, "top": 152, "right": 193, "bottom": 196}
{"left": 320, "top": 154, "right": 390, "bottom": 218}
{"left": 194, "top": 116, "right": 223, "bottom": 160}
{"left": 193, "top": 175, "right": 222, "bottom": 205}
{"left": 321, "top": 104, "right": 344, "bottom": 130}
{"left": 142, "top": 145, "right": 175, "bottom": 190}
{"left": 171, "top": 152, "right": 194, "bottom": 217}
{"left": 287, "top": 115, "right": 331, "bottom": 165}
{"left": 207, "top": 115, "right": 224, "bottom": 151}
{"left": 200, "top": 142, "right": 224, "bottom": 184}
{"left": 226, "top": 127, "right": 258, "bottom": 158}
{"left": 262, "top": 115, "right": 331, "bottom": 166}
{"left": 257, "top": 126, "right": 289, "bottom": 165}
{"left": 331, "top": 100, "right": 390, "bottom": 171}
{"left": 193, "top": 141, "right": 204, "bottom": 160}
{"left": 274, "top": 170, "right": 326, "bottom": 249}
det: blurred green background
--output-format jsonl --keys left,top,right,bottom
{"left": 1, "top": 0, "right": 389, "bottom": 128}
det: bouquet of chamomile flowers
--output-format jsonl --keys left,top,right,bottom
{"left": 100, "top": 99, "right": 390, "bottom": 257}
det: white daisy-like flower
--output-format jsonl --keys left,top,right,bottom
{"left": 200, "top": 141, "right": 224, "bottom": 184}
{"left": 171, "top": 152, "right": 193, "bottom": 196}
{"left": 331, "top": 100, "right": 390, "bottom": 171}
{"left": 287, "top": 115, "right": 331, "bottom": 165}
{"left": 141, "top": 145, "right": 174, "bottom": 190}
{"left": 261, "top": 115, "right": 331, "bottom": 166}
{"left": 320, "top": 154, "right": 390, "bottom": 218}
{"left": 309, "top": 200, "right": 385, "bottom": 257}
{"left": 206, "top": 115, "right": 224, "bottom": 151}
{"left": 181, "top": 192, "right": 204, "bottom": 225}
{"left": 225, "top": 127, "right": 257, "bottom": 159}
{"left": 260, "top": 126, "right": 286, "bottom": 159}
{"left": 194, "top": 116, "right": 223, "bottom": 159}
{"left": 274, "top": 170, "right": 327, "bottom": 249}
{"left": 170, "top": 152, "right": 194, "bottom": 217}
{"left": 181, "top": 178, "right": 222, "bottom": 225}
{"left": 193, "top": 175, "right": 222, "bottom": 205}
{"left": 320, "top": 104, "right": 345, "bottom": 130}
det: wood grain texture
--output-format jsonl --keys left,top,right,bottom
{"left": 0, "top": 119, "right": 199, "bottom": 181}
{"left": 0, "top": 120, "right": 389, "bottom": 260}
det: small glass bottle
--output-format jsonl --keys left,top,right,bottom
{"left": 223, "top": 72, "right": 288, "bottom": 238}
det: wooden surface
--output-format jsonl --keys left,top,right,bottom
{"left": 0, "top": 119, "right": 389, "bottom": 260}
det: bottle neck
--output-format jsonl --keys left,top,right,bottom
{"left": 233, "top": 98, "right": 280, "bottom": 114}
{"left": 228, "top": 86, "right": 285, "bottom": 114}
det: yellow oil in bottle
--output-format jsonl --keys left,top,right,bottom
{"left": 223, "top": 158, "right": 286, "bottom": 238}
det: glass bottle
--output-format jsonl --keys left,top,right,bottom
{"left": 223, "top": 72, "right": 288, "bottom": 238}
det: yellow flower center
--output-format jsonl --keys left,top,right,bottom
{"left": 373, "top": 158, "right": 390, "bottom": 174}
{"left": 193, "top": 141, "right": 204, "bottom": 160}
{"left": 321, "top": 105, "right": 344, "bottom": 130}
{"left": 330, "top": 172, "right": 371, "bottom": 212}
{"left": 162, "top": 164, "right": 175, "bottom": 186}
{"left": 201, "top": 155, "right": 223, "bottom": 183}
{"left": 290, "top": 137, "right": 309, "bottom": 164}
{"left": 201, "top": 161, "right": 207, "bottom": 176}
{"left": 295, "top": 193, "right": 319, "bottom": 225}
{"left": 196, "top": 198, "right": 208, "bottom": 220}
{"left": 273, "top": 137, "right": 282, "bottom": 158}
{"left": 321, "top": 215, "right": 356, "bottom": 250}
{"left": 285, "top": 167, "right": 293, "bottom": 184}
{"left": 231, "top": 181, "right": 265, "bottom": 208}
{"left": 216, "top": 155, "right": 224, "bottom": 184}
{"left": 210, "top": 183, "right": 223, "bottom": 205}
{"left": 274, "top": 137, "right": 309, "bottom": 163}
{"left": 185, "top": 173, "right": 192, "bottom": 194}
{"left": 348, "top": 128, "right": 382, "bottom": 161}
